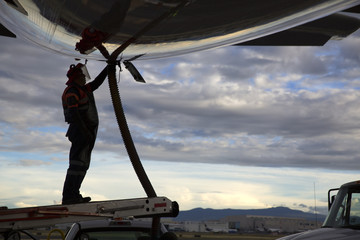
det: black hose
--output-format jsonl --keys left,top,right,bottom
{"left": 104, "top": 2, "right": 189, "bottom": 238}
{"left": 105, "top": 0, "right": 189, "bottom": 198}
{"left": 107, "top": 64, "right": 160, "bottom": 239}
{"left": 107, "top": 64, "right": 157, "bottom": 197}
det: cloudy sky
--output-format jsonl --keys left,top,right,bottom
{"left": 1, "top": 25, "right": 360, "bottom": 216}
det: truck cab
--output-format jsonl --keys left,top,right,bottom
{"left": 323, "top": 180, "right": 360, "bottom": 229}
{"left": 278, "top": 180, "right": 360, "bottom": 240}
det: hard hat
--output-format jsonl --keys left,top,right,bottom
{"left": 66, "top": 63, "right": 91, "bottom": 85}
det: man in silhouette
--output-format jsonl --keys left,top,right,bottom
{"left": 61, "top": 63, "right": 107, "bottom": 204}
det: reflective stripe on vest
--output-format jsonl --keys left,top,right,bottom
{"left": 62, "top": 85, "right": 90, "bottom": 109}
{"left": 62, "top": 84, "right": 92, "bottom": 122}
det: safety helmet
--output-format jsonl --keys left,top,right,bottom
{"left": 66, "top": 63, "right": 91, "bottom": 85}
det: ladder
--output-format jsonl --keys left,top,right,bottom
{"left": 0, "top": 196, "right": 178, "bottom": 233}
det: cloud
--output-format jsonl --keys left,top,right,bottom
{"left": 13, "top": 159, "right": 52, "bottom": 167}
{"left": 1, "top": 27, "right": 360, "bottom": 210}
{"left": 3, "top": 32, "right": 360, "bottom": 171}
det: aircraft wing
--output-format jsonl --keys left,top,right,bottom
{"left": 0, "top": 0, "right": 360, "bottom": 60}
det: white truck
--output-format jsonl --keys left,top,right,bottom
{"left": 0, "top": 197, "right": 179, "bottom": 240}
{"left": 278, "top": 180, "right": 360, "bottom": 239}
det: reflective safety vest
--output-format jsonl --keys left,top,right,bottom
{"left": 62, "top": 84, "right": 99, "bottom": 129}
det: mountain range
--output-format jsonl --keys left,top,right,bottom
{"left": 175, "top": 207, "right": 326, "bottom": 222}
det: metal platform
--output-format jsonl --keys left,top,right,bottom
{"left": 0, "top": 196, "right": 179, "bottom": 232}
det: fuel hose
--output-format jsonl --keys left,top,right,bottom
{"left": 103, "top": 2, "right": 189, "bottom": 239}
{"left": 106, "top": 0, "right": 189, "bottom": 199}
{"left": 107, "top": 64, "right": 157, "bottom": 197}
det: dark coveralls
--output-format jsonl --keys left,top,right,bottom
{"left": 61, "top": 67, "right": 107, "bottom": 203}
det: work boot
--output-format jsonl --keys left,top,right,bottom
{"left": 62, "top": 195, "right": 91, "bottom": 205}
{"left": 62, "top": 174, "right": 78, "bottom": 202}
{"left": 62, "top": 173, "right": 91, "bottom": 204}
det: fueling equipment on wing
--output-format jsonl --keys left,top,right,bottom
{"left": 76, "top": 27, "right": 109, "bottom": 56}
{"left": 123, "top": 60, "right": 145, "bottom": 83}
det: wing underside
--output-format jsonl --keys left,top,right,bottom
{"left": 0, "top": 1, "right": 360, "bottom": 59}
{"left": 1, "top": 10, "right": 359, "bottom": 46}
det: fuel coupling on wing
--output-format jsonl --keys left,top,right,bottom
{"left": 76, "top": 27, "right": 109, "bottom": 55}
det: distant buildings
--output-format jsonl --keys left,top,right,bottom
{"left": 165, "top": 215, "right": 322, "bottom": 233}
{"left": 223, "top": 215, "right": 322, "bottom": 233}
